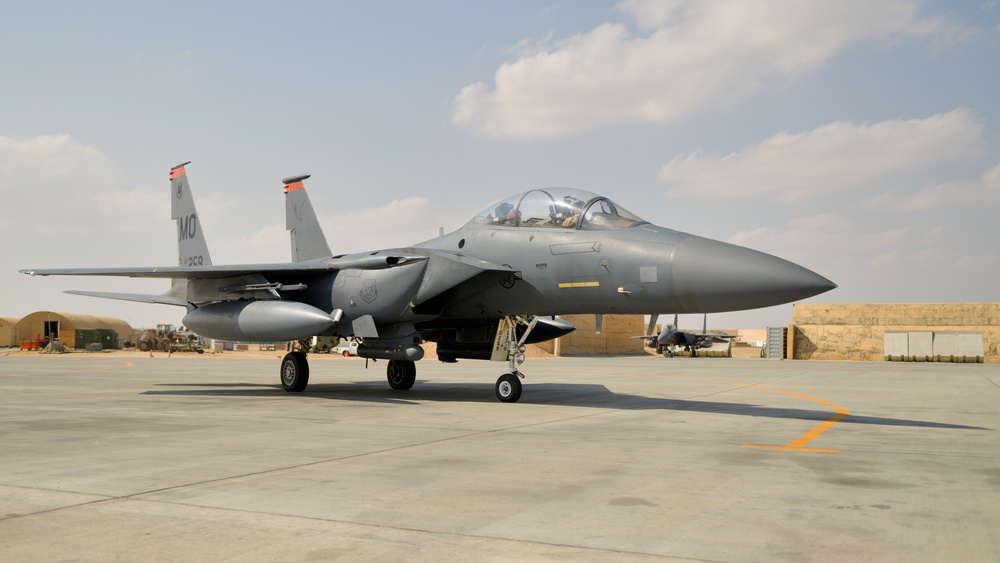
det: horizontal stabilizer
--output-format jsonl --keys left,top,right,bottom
{"left": 64, "top": 290, "right": 187, "bottom": 306}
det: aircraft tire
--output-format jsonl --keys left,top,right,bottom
{"left": 280, "top": 352, "right": 309, "bottom": 392}
{"left": 386, "top": 360, "right": 416, "bottom": 390}
{"left": 495, "top": 373, "right": 522, "bottom": 403}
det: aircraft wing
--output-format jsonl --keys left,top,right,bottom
{"left": 20, "top": 263, "right": 335, "bottom": 279}
{"left": 20, "top": 254, "right": 428, "bottom": 280}
{"left": 691, "top": 332, "right": 738, "bottom": 340}
{"left": 628, "top": 331, "right": 737, "bottom": 340}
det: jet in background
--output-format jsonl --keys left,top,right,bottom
{"left": 22, "top": 163, "right": 836, "bottom": 402}
{"left": 638, "top": 314, "right": 736, "bottom": 357}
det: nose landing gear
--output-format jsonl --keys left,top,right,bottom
{"left": 492, "top": 315, "right": 538, "bottom": 403}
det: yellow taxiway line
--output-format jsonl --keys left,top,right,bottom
{"left": 654, "top": 374, "right": 849, "bottom": 454}
{"left": 739, "top": 384, "right": 849, "bottom": 453}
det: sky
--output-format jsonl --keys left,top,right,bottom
{"left": 2, "top": 0, "right": 998, "bottom": 332}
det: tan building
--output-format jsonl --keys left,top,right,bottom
{"left": 14, "top": 312, "right": 133, "bottom": 350}
{"left": 790, "top": 303, "right": 999, "bottom": 363}
{"left": 532, "top": 314, "right": 646, "bottom": 356}
{"left": 0, "top": 317, "right": 18, "bottom": 348}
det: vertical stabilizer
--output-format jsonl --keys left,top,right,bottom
{"left": 284, "top": 174, "right": 332, "bottom": 262}
{"left": 170, "top": 162, "right": 213, "bottom": 268}
{"left": 169, "top": 162, "right": 212, "bottom": 303}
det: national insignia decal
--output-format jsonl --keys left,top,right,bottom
{"left": 360, "top": 279, "right": 378, "bottom": 303}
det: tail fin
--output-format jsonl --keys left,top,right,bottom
{"left": 169, "top": 162, "right": 212, "bottom": 303}
{"left": 170, "top": 162, "right": 213, "bottom": 268}
{"left": 284, "top": 174, "right": 332, "bottom": 262}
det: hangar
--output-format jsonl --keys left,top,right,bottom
{"left": 13, "top": 312, "right": 133, "bottom": 350}
{"left": 0, "top": 317, "right": 18, "bottom": 348}
{"left": 790, "top": 303, "right": 999, "bottom": 364}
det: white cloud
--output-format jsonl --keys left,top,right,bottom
{"left": 861, "top": 159, "right": 1000, "bottom": 211}
{"left": 0, "top": 133, "right": 115, "bottom": 183}
{"left": 0, "top": 134, "right": 161, "bottom": 235}
{"left": 452, "top": 0, "right": 961, "bottom": 139}
{"left": 659, "top": 109, "right": 983, "bottom": 202}
{"left": 983, "top": 162, "right": 1000, "bottom": 190}
{"left": 863, "top": 181, "right": 961, "bottom": 211}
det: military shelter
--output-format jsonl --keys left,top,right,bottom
{"left": 790, "top": 303, "right": 999, "bottom": 364}
{"left": 15, "top": 312, "right": 133, "bottom": 350}
{"left": 0, "top": 317, "right": 18, "bottom": 348}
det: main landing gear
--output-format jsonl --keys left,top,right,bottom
{"left": 280, "top": 351, "right": 309, "bottom": 392}
{"left": 280, "top": 350, "right": 418, "bottom": 394}
{"left": 280, "top": 316, "right": 540, "bottom": 403}
{"left": 386, "top": 359, "right": 416, "bottom": 390}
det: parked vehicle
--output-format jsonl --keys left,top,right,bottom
{"left": 336, "top": 339, "right": 360, "bottom": 357}
{"left": 133, "top": 324, "right": 205, "bottom": 353}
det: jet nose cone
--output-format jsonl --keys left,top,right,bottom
{"left": 671, "top": 235, "right": 836, "bottom": 313}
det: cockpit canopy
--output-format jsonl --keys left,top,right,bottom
{"left": 470, "top": 188, "right": 646, "bottom": 231}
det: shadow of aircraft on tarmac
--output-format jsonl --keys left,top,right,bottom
{"left": 143, "top": 381, "right": 986, "bottom": 431}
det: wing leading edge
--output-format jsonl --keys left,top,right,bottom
{"left": 20, "top": 254, "right": 429, "bottom": 280}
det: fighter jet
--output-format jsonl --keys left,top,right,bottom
{"left": 21, "top": 163, "right": 836, "bottom": 402}
{"left": 638, "top": 314, "right": 736, "bottom": 357}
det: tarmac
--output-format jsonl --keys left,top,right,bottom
{"left": 1, "top": 351, "right": 999, "bottom": 562}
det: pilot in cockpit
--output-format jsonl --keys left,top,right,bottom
{"left": 559, "top": 196, "right": 585, "bottom": 228}
{"left": 492, "top": 202, "right": 515, "bottom": 225}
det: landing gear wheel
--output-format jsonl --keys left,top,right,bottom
{"left": 495, "top": 373, "right": 522, "bottom": 403}
{"left": 386, "top": 360, "right": 416, "bottom": 390}
{"left": 280, "top": 351, "right": 309, "bottom": 392}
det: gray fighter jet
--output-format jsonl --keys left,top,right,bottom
{"left": 638, "top": 314, "right": 737, "bottom": 357}
{"left": 21, "top": 163, "right": 836, "bottom": 402}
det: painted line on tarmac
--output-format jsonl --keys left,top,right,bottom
{"left": 656, "top": 374, "right": 849, "bottom": 453}
{"left": 738, "top": 383, "right": 848, "bottom": 454}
